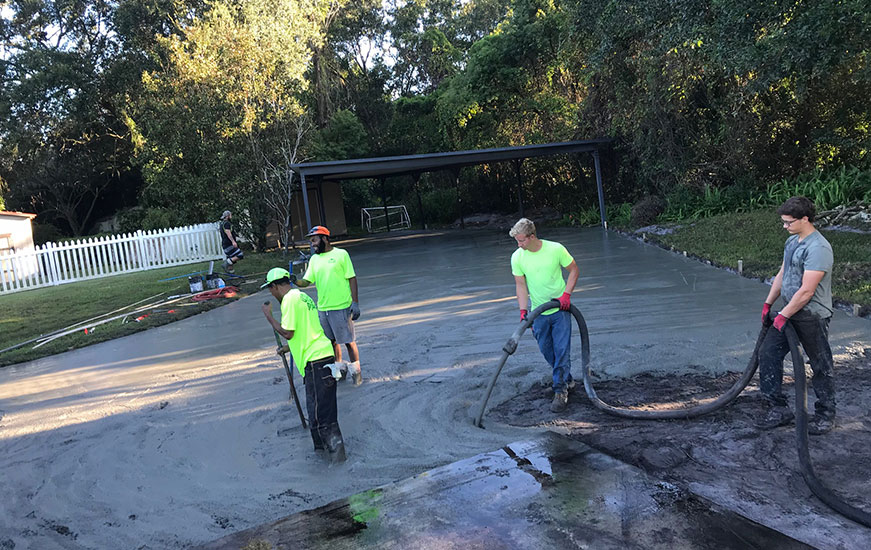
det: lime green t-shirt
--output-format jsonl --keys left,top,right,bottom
{"left": 279, "top": 289, "right": 334, "bottom": 375}
{"left": 510, "top": 239, "right": 574, "bottom": 315}
{"left": 302, "top": 247, "right": 356, "bottom": 311}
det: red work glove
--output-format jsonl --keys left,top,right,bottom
{"left": 761, "top": 303, "right": 772, "bottom": 326}
{"left": 773, "top": 314, "right": 788, "bottom": 332}
{"left": 558, "top": 292, "right": 572, "bottom": 311}
{"left": 520, "top": 309, "right": 528, "bottom": 322}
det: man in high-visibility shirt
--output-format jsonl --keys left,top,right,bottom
{"left": 295, "top": 226, "right": 363, "bottom": 386}
{"left": 261, "top": 267, "right": 346, "bottom": 462}
{"left": 510, "top": 218, "right": 580, "bottom": 413}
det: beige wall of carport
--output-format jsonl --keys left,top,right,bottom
{"left": 0, "top": 211, "right": 37, "bottom": 253}
{"left": 265, "top": 181, "right": 348, "bottom": 248}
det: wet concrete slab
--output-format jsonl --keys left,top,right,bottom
{"left": 2, "top": 227, "right": 867, "bottom": 548}
{"left": 195, "top": 432, "right": 814, "bottom": 550}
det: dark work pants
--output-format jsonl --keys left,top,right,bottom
{"left": 759, "top": 310, "right": 836, "bottom": 418}
{"left": 303, "top": 356, "right": 343, "bottom": 451}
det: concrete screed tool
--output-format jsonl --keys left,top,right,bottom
{"left": 264, "top": 301, "right": 307, "bottom": 429}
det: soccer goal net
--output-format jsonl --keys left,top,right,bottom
{"left": 361, "top": 205, "right": 412, "bottom": 233}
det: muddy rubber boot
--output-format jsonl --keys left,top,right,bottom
{"left": 326, "top": 426, "right": 347, "bottom": 463}
{"left": 808, "top": 415, "right": 835, "bottom": 435}
{"left": 551, "top": 391, "right": 568, "bottom": 413}
{"left": 351, "top": 363, "right": 362, "bottom": 386}
{"left": 310, "top": 428, "right": 325, "bottom": 452}
{"left": 755, "top": 406, "right": 794, "bottom": 430}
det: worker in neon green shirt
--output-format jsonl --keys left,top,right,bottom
{"left": 261, "top": 267, "right": 346, "bottom": 462}
{"left": 295, "top": 225, "right": 363, "bottom": 385}
{"left": 510, "top": 218, "right": 580, "bottom": 413}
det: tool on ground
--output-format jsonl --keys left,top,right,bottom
{"left": 160, "top": 270, "right": 206, "bottom": 282}
{"left": 265, "top": 301, "right": 307, "bottom": 429}
{"left": 31, "top": 293, "right": 193, "bottom": 349}
{"left": 190, "top": 286, "right": 238, "bottom": 301}
{"left": 475, "top": 301, "right": 871, "bottom": 527}
{"left": 1, "top": 292, "right": 167, "bottom": 355}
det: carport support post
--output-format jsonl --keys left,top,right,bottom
{"left": 379, "top": 177, "right": 390, "bottom": 232}
{"left": 452, "top": 168, "right": 465, "bottom": 229}
{"left": 300, "top": 172, "right": 313, "bottom": 232}
{"left": 513, "top": 159, "right": 525, "bottom": 217}
{"left": 412, "top": 172, "right": 426, "bottom": 229}
{"left": 316, "top": 179, "right": 327, "bottom": 226}
{"left": 593, "top": 150, "right": 606, "bottom": 228}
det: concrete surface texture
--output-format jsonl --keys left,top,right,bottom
{"left": 0, "top": 227, "right": 868, "bottom": 549}
{"left": 194, "top": 432, "right": 814, "bottom": 550}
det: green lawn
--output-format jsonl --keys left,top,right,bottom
{"left": 0, "top": 249, "right": 302, "bottom": 367}
{"left": 649, "top": 210, "right": 871, "bottom": 307}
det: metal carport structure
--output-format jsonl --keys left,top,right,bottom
{"left": 289, "top": 139, "right": 612, "bottom": 233}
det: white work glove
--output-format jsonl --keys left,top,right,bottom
{"left": 350, "top": 301, "right": 361, "bottom": 321}
{"left": 326, "top": 362, "right": 345, "bottom": 380}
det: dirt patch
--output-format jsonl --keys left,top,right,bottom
{"left": 490, "top": 346, "right": 871, "bottom": 547}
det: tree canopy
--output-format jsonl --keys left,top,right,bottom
{"left": 1, "top": 0, "right": 867, "bottom": 237}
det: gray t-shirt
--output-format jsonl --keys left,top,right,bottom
{"left": 781, "top": 231, "right": 833, "bottom": 318}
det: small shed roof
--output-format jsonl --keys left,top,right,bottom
{"left": 0, "top": 211, "right": 37, "bottom": 219}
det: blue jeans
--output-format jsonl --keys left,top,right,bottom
{"left": 532, "top": 310, "right": 573, "bottom": 393}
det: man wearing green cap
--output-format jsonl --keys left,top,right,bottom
{"left": 261, "top": 267, "right": 346, "bottom": 462}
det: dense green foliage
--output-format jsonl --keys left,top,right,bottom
{"left": 1, "top": 0, "right": 868, "bottom": 238}
{"left": 658, "top": 167, "right": 871, "bottom": 222}
{"left": 655, "top": 210, "right": 871, "bottom": 306}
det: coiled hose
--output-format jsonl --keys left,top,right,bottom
{"left": 475, "top": 300, "right": 871, "bottom": 527}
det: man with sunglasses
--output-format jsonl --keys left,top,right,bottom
{"left": 756, "top": 197, "right": 836, "bottom": 434}
{"left": 261, "top": 267, "right": 346, "bottom": 462}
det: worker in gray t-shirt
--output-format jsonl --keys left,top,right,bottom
{"left": 756, "top": 196, "right": 836, "bottom": 435}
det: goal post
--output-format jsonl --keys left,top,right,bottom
{"left": 361, "top": 205, "right": 411, "bottom": 233}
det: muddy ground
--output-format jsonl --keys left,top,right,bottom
{"left": 491, "top": 345, "right": 871, "bottom": 549}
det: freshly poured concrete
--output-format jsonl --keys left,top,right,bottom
{"left": 196, "top": 432, "right": 812, "bottom": 550}
{"left": 1, "top": 228, "right": 869, "bottom": 548}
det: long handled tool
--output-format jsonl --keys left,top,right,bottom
{"left": 265, "top": 302, "right": 307, "bottom": 429}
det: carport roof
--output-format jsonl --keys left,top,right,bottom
{"left": 289, "top": 139, "right": 611, "bottom": 181}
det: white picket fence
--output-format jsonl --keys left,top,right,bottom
{"left": 0, "top": 223, "right": 224, "bottom": 294}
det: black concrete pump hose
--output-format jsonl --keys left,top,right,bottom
{"left": 475, "top": 301, "right": 871, "bottom": 527}
{"left": 782, "top": 322, "right": 871, "bottom": 527}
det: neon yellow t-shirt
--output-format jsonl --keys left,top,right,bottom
{"left": 511, "top": 239, "right": 574, "bottom": 315}
{"left": 302, "top": 247, "right": 356, "bottom": 311}
{"left": 280, "top": 289, "right": 334, "bottom": 374}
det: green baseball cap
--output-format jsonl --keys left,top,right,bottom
{"left": 261, "top": 267, "right": 291, "bottom": 289}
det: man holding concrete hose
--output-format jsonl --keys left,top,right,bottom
{"left": 756, "top": 196, "right": 836, "bottom": 435}
{"left": 261, "top": 267, "right": 347, "bottom": 462}
{"left": 510, "top": 218, "right": 580, "bottom": 413}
